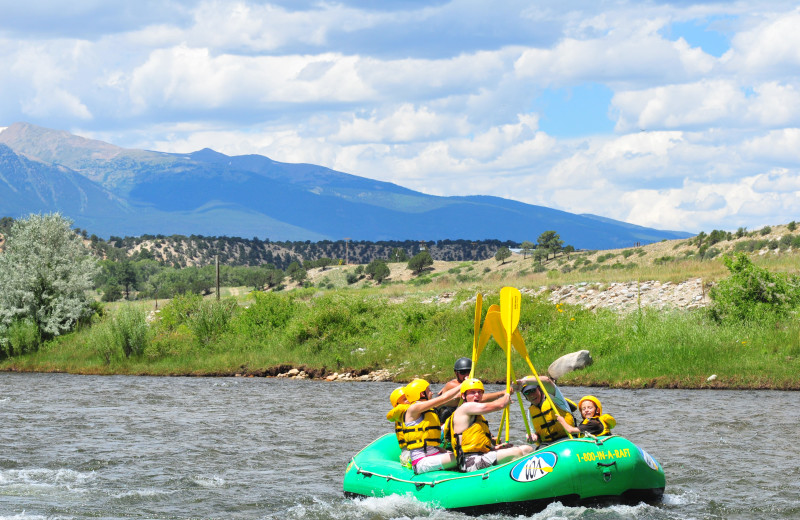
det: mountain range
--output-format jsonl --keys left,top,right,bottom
{"left": 0, "top": 122, "right": 692, "bottom": 249}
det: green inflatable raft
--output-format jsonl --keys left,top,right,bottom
{"left": 343, "top": 433, "right": 665, "bottom": 514}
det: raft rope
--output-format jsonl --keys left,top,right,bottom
{"left": 351, "top": 436, "right": 618, "bottom": 488}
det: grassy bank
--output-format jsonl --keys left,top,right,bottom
{"left": 3, "top": 286, "right": 798, "bottom": 389}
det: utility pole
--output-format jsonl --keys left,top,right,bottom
{"left": 215, "top": 254, "right": 220, "bottom": 301}
{"left": 344, "top": 237, "right": 351, "bottom": 265}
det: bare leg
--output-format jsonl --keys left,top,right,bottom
{"left": 495, "top": 444, "right": 534, "bottom": 465}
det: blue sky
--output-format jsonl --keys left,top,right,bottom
{"left": 1, "top": 0, "right": 799, "bottom": 233}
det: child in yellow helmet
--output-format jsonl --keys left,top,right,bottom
{"left": 556, "top": 395, "right": 616, "bottom": 437}
{"left": 400, "top": 379, "right": 462, "bottom": 474}
{"left": 386, "top": 387, "right": 411, "bottom": 466}
{"left": 450, "top": 378, "right": 534, "bottom": 472}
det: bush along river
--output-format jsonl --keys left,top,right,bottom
{"left": 0, "top": 373, "right": 798, "bottom": 519}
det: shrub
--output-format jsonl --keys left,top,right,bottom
{"left": 233, "top": 292, "right": 295, "bottom": 338}
{"left": 112, "top": 305, "right": 149, "bottom": 358}
{"left": 158, "top": 293, "right": 203, "bottom": 331}
{"left": 408, "top": 251, "right": 433, "bottom": 274}
{"left": 788, "top": 221, "right": 797, "bottom": 232}
{"left": 1, "top": 319, "right": 40, "bottom": 357}
{"left": 621, "top": 249, "right": 634, "bottom": 258}
{"left": 189, "top": 298, "right": 237, "bottom": 346}
{"left": 708, "top": 254, "right": 800, "bottom": 323}
{"left": 760, "top": 226, "right": 772, "bottom": 236}
{"left": 653, "top": 255, "right": 674, "bottom": 265}
{"left": 366, "top": 259, "right": 390, "bottom": 283}
{"left": 286, "top": 293, "right": 378, "bottom": 353}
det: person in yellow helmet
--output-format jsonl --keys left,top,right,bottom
{"left": 386, "top": 387, "right": 411, "bottom": 465}
{"left": 450, "top": 378, "right": 534, "bottom": 472}
{"left": 556, "top": 395, "right": 616, "bottom": 437}
{"left": 518, "top": 375, "right": 577, "bottom": 446}
{"left": 435, "top": 357, "right": 508, "bottom": 423}
{"left": 401, "top": 378, "right": 462, "bottom": 474}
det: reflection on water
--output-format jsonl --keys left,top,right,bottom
{"left": 0, "top": 373, "right": 798, "bottom": 519}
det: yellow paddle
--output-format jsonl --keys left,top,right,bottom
{"left": 479, "top": 309, "right": 532, "bottom": 441}
{"left": 479, "top": 307, "right": 571, "bottom": 441}
{"left": 469, "top": 292, "right": 482, "bottom": 379}
{"left": 499, "top": 287, "right": 521, "bottom": 442}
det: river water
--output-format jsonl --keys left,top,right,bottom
{"left": 0, "top": 373, "right": 797, "bottom": 520}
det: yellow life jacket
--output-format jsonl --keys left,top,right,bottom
{"left": 580, "top": 413, "right": 615, "bottom": 436}
{"left": 529, "top": 400, "right": 576, "bottom": 443}
{"left": 402, "top": 409, "right": 442, "bottom": 452}
{"left": 387, "top": 403, "right": 410, "bottom": 448}
{"left": 451, "top": 414, "right": 494, "bottom": 456}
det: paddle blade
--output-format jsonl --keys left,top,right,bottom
{"left": 511, "top": 329, "right": 528, "bottom": 358}
{"left": 479, "top": 311, "right": 509, "bottom": 350}
{"left": 500, "top": 287, "right": 521, "bottom": 336}
{"left": 470, "top": 292, "right": 483, "bottom": 378}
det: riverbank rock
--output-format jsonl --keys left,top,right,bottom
{"left": 530, "top": 278, "right": 712, "bottom": 313}
{"left": 270, "top": 367, "right": 396, "bottom": 381}
{"left": 548, "top": 350, "right": 593, "bottom": 380}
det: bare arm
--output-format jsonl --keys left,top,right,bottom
{"left": 556, "top": 415, "right": 581, "bottom": 434}
{"left": 481, "top": 389, "right": 512, "bottom": 402}
{"left": 462, "top": 392, "right": 511, "bottom": 415}
{"left": 406, "top": 384, "right": 462, "bottom": 421}
{"left": 517, "top": 375, "right": 556, "bottom": 394}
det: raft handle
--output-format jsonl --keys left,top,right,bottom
{"left": 597, "top": 461, "right": 616, "bottom": 482}
{"left": 358, "top": 469, "right": 373, "bottom": 477}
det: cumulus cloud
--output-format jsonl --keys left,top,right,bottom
{"left": 4, "top": 0, "right": 800, "bottom": 235}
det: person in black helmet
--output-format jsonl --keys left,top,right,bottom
{"left": 435, "top": 357, "right": 504, "bottom": 423}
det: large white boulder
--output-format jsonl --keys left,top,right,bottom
{"left": 548, "top": 350, "right": 593, "bottom": 380}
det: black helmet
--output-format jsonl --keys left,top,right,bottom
{"left": 454, "top": 357, "right": 472, "bottom": 372}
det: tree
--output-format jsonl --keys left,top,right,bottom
{"left": 495, "top": 246, "right": 512, "bottom": 264}
{"left": 564, "top": 245, "right": 575, "bottom": 259}
{"left": 536, "top": 231, "right": 564, "bottom": 260}
{"left": 389, "top": 248, "right": 408, "bottom": 262}
{"left": 365, "top": 259, "right": 390, "bottom": 284}
{"left": 0, "top": 213, "right": 99, "bottom": 348}
{"left": 520, "top": 241, "right": 534, "bottom": 260}
{"left": 286, "top": 261, "right": 307, "bottom": 283}
{"left": 408, "top": 251, "right": 433, "bottom": 274}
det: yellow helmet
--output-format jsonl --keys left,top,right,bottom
{"left": 579, "top": 395, "right": 603, "bottom": 416}
{"left": 403, "top": 379, "right": 430, "bottom": 403}
{"left": 460, "top": 378, "right": 484, "bottom": 395}
{"left": 390, "top": 387, "right": 405, "bottom": 407}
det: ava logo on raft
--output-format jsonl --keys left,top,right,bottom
{"left": 510, "top": 452, "right": 558, "bottom": 482}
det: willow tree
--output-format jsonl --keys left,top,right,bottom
{"left": 0, "top": 213, "right": 99, "bottom": 348}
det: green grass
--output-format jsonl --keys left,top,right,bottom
{"left": 3, "top": 289, "right": 798, "bottom": 389}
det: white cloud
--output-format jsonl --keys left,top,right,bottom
{"left": 613, "top": 80, "right": 745, "bottom": 132}
{"left": 742, "top": 128, "right": 800, "bottom": 164}
{"left": 751, "top": 167, "right": 800, "bottom": 193}
{"left": 5, "top": 1, "right": 800, "bottom": 236}
{"left": 332, "top": 104, "right": 470, "bottom": 144}
{"left": 128, "top": 45, "right": 375, "bottom": 111}
{"left": 514, "top": 19, "right": 714, "bottom": 88}
{"left": 724, "top": 8, "right": 800, "bottom": 75}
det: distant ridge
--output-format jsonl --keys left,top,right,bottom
{"left": 0, "top": 122, "right": 692, "bottom": 248}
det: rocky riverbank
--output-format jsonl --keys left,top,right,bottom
{"left": 531, "top": 278, "right": 711, "bottom": 313}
